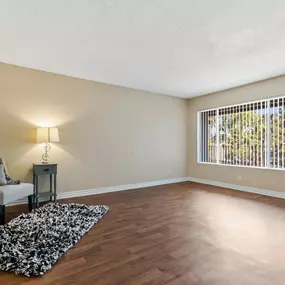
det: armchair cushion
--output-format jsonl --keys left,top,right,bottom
{"left": 0, "top": 165, "right": 7, "bottom": 186}
{"left": 0, "top": 158, "right": 20, "bottom": 185}
{"left": 0, "top": 183, "right": 33, "bottom": 205}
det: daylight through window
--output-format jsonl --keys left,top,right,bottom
{"left": 198, "top": 97, "right": 285, "bottom": 169}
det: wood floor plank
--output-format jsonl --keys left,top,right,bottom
{"left": 2, "top": 182, "right": 285, "bottom": 284}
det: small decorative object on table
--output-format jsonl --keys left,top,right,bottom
{"left": 33, "top": 163, "right": 57, "bottom": 207}
{"left": 36, "top": 127, "right": 59, "bottom": 164}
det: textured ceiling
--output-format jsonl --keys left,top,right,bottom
{"left": 0, "top": 0, "right": 285, "bottom": 98}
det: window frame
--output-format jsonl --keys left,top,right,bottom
{"left": 197, "top": 95, "right": 285, "bottom": 171}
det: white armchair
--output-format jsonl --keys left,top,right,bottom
{"left": 0, "top": 159, "right": 34, "bottom": 225}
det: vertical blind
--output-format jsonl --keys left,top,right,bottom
{"left": 198, "top": 96, "right": 285, "bottom": 169}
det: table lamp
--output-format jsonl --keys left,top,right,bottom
{"left": 36, "top": 127, "right": 59, "bottom": 164}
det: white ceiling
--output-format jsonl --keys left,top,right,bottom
{"left": 0, "top": 0, "right": 285, "bottom": 98}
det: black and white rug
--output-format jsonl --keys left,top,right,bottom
{"left": 0, "top": 203, "right": 109, "bottom": 276}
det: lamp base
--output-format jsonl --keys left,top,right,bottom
{"left": 42, "top": 143, "right": 51, "bottom": 164}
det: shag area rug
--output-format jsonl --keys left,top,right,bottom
{"left": 0, "top": 203, "right": 109, "bottom": 276}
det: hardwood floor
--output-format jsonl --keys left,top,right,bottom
{"left": 2, "top": 181, "right": 285, "bottom": 284}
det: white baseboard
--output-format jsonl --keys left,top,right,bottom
{"left": 9, "top": 176, "right": 285, "bottom": 207}
{"left": 188, "top": 177, "right": 285, "bottom": 200}
{"left": 58, "top": 177, "right": 188, "bottom": 199}
{"left": 7, "top": 177, "right": 188, "bottom": 206}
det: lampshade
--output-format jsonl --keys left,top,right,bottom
{"left": 36, "top": 127, "right": 60, "bottom": 143}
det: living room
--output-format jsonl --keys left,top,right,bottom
{"left": 1, "top": 1, "right": 285, "bottom": 284}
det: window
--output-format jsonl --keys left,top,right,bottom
{"left": 198, "top": 96, "right": 285, "bottom": 169}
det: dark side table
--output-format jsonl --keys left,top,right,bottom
{"left": 33, "top": 163, "right": 58, "bottom": 207}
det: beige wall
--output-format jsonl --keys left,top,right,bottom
{"left": 0, "top": 63, "right": 188, "bottom": 193}
{"left": 188, "top": 75, "right": 285, "bottom": 193}
{"left": 3, "top": 61, "right": 284, "bottom": 195}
